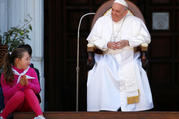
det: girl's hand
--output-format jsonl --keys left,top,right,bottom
{"left": 24, "top": 77, "right": 28, "bottom": 86}
{"left": 20, "top": 75, "right": 28, "bottom": 86}
{"left": 20, "top": 75, "right": 25, "bottom": 86}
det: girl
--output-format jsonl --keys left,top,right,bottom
{"left": 0, "top": 48, "right": 45, "bottom": 119}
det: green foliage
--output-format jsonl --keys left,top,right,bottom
{"left": 0, "top": 17, "right": 32, "bottom": 52}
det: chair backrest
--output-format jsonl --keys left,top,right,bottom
{"left": 91, "top": 0, "right": 145, "bottom": 29}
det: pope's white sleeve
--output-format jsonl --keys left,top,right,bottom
{"left": 122, "top": 17, "right": 151, "bottom": 47}
{"left": 86, "top": 17, "right": 108, "bottom": 51}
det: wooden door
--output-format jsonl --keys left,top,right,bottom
{"left": 145, "top": 0, "right": 179, "bottom": 111}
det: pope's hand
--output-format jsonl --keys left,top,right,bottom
{"left": 116, "top": 40, "right": 129, "bottom": 49}
{"left": 107, "top": 41, "right": 118, "bottom": 50}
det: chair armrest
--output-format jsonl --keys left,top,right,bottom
{"left": 140, "top": 43, "right": 149, "bottom": 69}
{"left": 134, "top": 43, "right": 148, "bottom": 52}
{"left": 86, "top": 43, "right": 95, "bottom": 70}
{"left": 87, "top": 43, "right": 103, "bottom": 54}
{"left": 140, "top": 43, "right": 148, "bottom": 51}
{"left": 87, "top": 43, "right": 96, "bottom": 52}
{"left": 87, "top": 52, "right": 95, "bottom": 70}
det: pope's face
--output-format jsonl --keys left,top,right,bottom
{"left": 111, "top": 3, "right": 127, "bottom": 22}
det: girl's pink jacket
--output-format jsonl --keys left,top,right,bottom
{"left": 1, "top": 66, "right": 41, "bottom": 105}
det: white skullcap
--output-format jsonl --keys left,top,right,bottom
{"left": 114, "top": 0, "right": 128, "bottom": 7}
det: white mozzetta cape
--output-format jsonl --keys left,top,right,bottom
{"left": 87, "top": 13, "right": 153, "bottom": 111}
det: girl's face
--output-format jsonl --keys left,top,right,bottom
{"left": 15, "top": 52, "right": 31, "bottom": 70}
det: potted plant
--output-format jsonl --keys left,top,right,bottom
{"left": 0, "top": 16, "right": 32, "bottom": 67}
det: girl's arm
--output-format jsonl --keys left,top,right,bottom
{"left": 26, "top": 68, "right": 41, "bottom": 94}
{"left": 1, "top": 74, "right": 23, "bottom": 100}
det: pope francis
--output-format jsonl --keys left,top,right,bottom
{"left": 86, "top": 0, "right": 154, "bottom": 112}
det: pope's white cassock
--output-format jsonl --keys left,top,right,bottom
{"left": 86, "top": 11, "right": 154, "bottom": 112}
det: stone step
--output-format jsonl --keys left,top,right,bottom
{"left": 13, "top": 111, "right": 179, "bottom": 119}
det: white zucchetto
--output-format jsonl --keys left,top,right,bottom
{"left": 114, "top": 0, "right": 128, "bottom": 7}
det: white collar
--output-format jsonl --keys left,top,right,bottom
{"left": 12, "top": 66, "right": 35, "bottom": 84}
